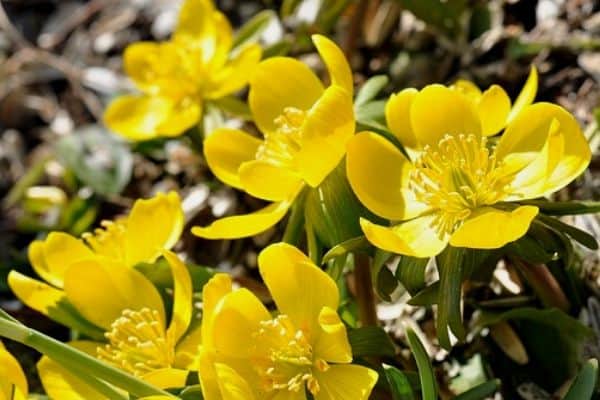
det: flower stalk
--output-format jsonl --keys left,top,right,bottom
{"left": 354, "top": 253, "right": 378, "bottom": 327}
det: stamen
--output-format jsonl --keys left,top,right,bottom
{"left": 253, "top": 314, "right": 324, "bottom": 396}
{"left": 255, "top": 107, "right": 306, "bottom": 170}
{"left": 82, "top": 219, "right": 127, "bottom": 260}
{"left": 97, "top": 308, "right": 174, "bottom": 376}
{"left": 409, "top": 134, "right": 512, "bottom": 237}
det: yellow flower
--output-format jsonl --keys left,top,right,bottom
{"left": 7, "top": 192, "right": 191, "bottom": 395}
{"left": 192, "top": 34, "right": 354, "bottom": 240}
{"left": 197, "top": 243, "right": 378, "bottom": 400}
{"left": 347, "top": 82, "right": 591, "bottom": 257}
{"left": 104, "top": 0, "right": 262, "bottom": 140}
{"left": 35, "top": 250, "right": 197, "bottom": 399}
{"left": 0, "top": 341, "right": 28, "bottom": 400}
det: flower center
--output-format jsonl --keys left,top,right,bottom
{"left": 82, "top": 220, "right": 127, "bottom": 260}
{"left": 255, "top": 107, "right": 306, "bottom": 171}
{"left": 253, "top": 315, "right": 327, "bottom": 396}
{"left": 97, "top": 308, "right": 175, "bottom": 376}
{"left": 409, "top": 134, "right": 511, "bottom": 237}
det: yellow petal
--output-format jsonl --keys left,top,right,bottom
{"left": 175, "top": 0, "right": 232, "bottom": 65}
{"left": 201, "top": 274, "right": 233, "bottom": 351}
{"left": 312, "top": 34, "right": 353, "bottom": 94}
{"left": 163, "top": 250, "right": 193, "bottom": 345}
{"left": 211, "top": 289, "right": 270, "bottom": 357}
{"left": 297, "top": 85, "right": 355, "bottom": 187}
{"left": 104, "top": 95, "right": 191, "bottom": 141}
{"left": 346, "top": 131, "right": 426, "bottom": 221}
{"left": 452, "top": 79, "right": 482, "bottom": 99}
{"left": 497, "top": 103, "right": 591, "bottom": 199}
{"left": 191, "top": 200, "right": 292, "bottom": 239}
{"left": 507, "top": 65, "right": 538, "bottom": 124}
{"left": 385, "top": 89, "right": 418, "bottom": 148}
{"left": 204, "top": 128, "right": 262, "bottom": 190}
{"left": 156, "top": 98, "right": 202, "bottom": 137}
{"left": 478, "top": 85, "right": 511, "bottom": 136}
{"left": 239, "top": 160, "right": 304, "bottom": 201}
{"left": 360, "top": 216, "right": 448, "bottom": 257}
{"left": 33, "top": 232, "right": 94, "bottom": 288}
{"left": 125, "top": 191, "right": 184, "bottom": 267}
{"left": 0, "top": 343, "right": 27, "bottom": 400}
{"left": 249, "top": 57, "right": 324, "bottom": 134}
{"left": 312, "top": 307, "right": 352, "bottom": 363}
{"left": 450, "top": 206, "right": 539, "bottom": 249}
{"left": 123, "top": 42, "right": 165, "bottom": 93}
{"left": 314, "top": 364, "right": 378, "bottom": 400}
{"left": 258, "top": 243, "right": 338, "bottom": 334}
{"left": 205, "top": 44, "right": 262, "bottom": 99}
{"left": 8, "top": 271, "right": 66, "bottom": 317}
{"left": 38, "top": 341, "right": 110, "bottom": 400}
{"left": 214, "top": 363, "right": 256, "bottom": 400}
{"left": 198, "top": 349, "right": 221, "bottom": 400}
{"left": 174, "top": 322, "right": 203, "bottom": 369}
{"left": 142, "top": 369, "right": 188, "bottom": 389}
{"left": 63, "top": 258, "right": 165, "bottom": 330}
{"left": 410, "top": 84, "right": 481, "bottom": 147}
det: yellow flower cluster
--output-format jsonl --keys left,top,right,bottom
{"left": 4, "top": 0, "right": 594, "bottom": 399}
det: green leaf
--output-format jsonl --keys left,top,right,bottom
{"left": 348, "top": 326, "right": 396, "bottom": 357}
{"left": 408, "top": 281, "right": 439, "bottom": 306}
{"left": 396, "top": 0, "right": 467, "bottom": 36}
{"left": 384, "top": 364, "right": 416, "bottom": 400}
{"left": 355, "top": 100, "right": 387, "bottom": 125}
{"left": 520, "top": 199, "right": 600, "bottom": 216}
{"left": 56, "top": 126, "right": 132, "bottom": 196}
{"left": 475, "top": 307, "right": 592, "bottom": 386}
{"left": 280, "top": 0, "right": 303, "bottom": 18}
{"left": 454, "top": 379, "right": 500, "bottom": 400}
{"left": 136, "top": 259, "right": 214, "bottom": 293}
{"left": 321, "top": 236, "right": 369, "bottom": 264}
{"left": 395, "top": 255, "right": 429, "bottom": 295}
{"left": 304, "top": 163, "right": 368, "bottom": 247}
{"left": 436, "top": 246, "right": 466, "bottom": 348}
{"left": 536, "top": 214, "right": 598, "bottom": 250}
{"left": 406, "top": 328, "right": 438, "bottom": 400}
{"left": 377, "top": 263, "right": 398, "bottom": 302}
{"left": 232, "top": 10, "right": 275, "bottom": 49}
{"left": 263, "top": 40, "right": 292, "bottom": 58}
{"left": 505, "top": 230, "right": 556, "bottom": 264}
{"left": 355, "top": 75, "right": 389, "bottom": 107}
{"left": 564, "top": 359, "right": 598, "bottom": 400}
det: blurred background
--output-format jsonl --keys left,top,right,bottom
{"left": 1, "top": 0, "right": 600, "bottom": 398}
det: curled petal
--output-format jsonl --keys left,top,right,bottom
{"left": 385, "top": 89, "right": 418, "bottom": 149}
{"left": 191, "top": 200, "right": 293, "bottom": 240}
{"left": 312, "top": 34, "right": 353, "bottom": 94}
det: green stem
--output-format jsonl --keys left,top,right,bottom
{"left": 354, "top": 253, "right": 378, "bottom": 327}
{"left": 0, "top": 318, "right": 175, "bottom": 398}
{"left": 282, "top": 190, "right": 306, "bottom": 245}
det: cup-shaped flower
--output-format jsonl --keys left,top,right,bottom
{"left": 197, "top": 243, "right": 378, "bottom": 399}
{"left": 192, "top": 34, "right": 355, "bottom": 240}
{"left": 8, "top": 192, "right": 185, "bottom": 352}
{"left": 0, "top": 341, "right": 28, "bottom": 400}
{"left": 347, "top": 84, "right": 590, "bottom": 257}
{"left": 104, "top": 0, "right": 262, "bottom": 140}
{"left": 35, "top": 250, "right": 198, "bottom": 398}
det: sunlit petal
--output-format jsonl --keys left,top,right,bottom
{"left": 314, "top": 364, "right": 378, "bottom": 400}
{"left": 239, "top": 160, "right": 304, "bottom": 201}
{"left": 477, "top": 85, "right": 511, "bottom": 136}
{"left": 360, "top": 216, "right": 448, "bottom": 257}
{"left": 249, "top": 57, "right": 324, "bottom": 134}
{"left": 312, "top": 34, "right": 353, "bottom": 94}
{"left": 347, "top": 131, "right": 427, "bottom": 221}
{"left": 163, "top": 250, "right": 193, "bottom": 345}
{"left": 191, "top": 200, "right": 293, "bottom": 240}
{"left": 385, "top": 88, "right": 418, "bottom": 148}
{"left": 507, "top": 65, "right": 538, "bottom": 124}
{"left": 450, "top": 206, "right": 539, "bottom": 249}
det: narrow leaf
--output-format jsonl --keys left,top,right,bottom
{"left": 536, "top": 214, "right": 598, "bottom": 250}
{"left": 436, "top": 246, "right": 466, "bottom": 348}
{"left": 232, "top": 10, "right": 275, "bottom": 48}
{"left": 384, "top": 364, "right": 416, "bottom": 400}
{"left": 348, "top": 326, "right": 396, "bottom": 357}
{"left": 454, "top": 379, "right": 500, "bottom": 400}
{"left": 321, "top": 236, "right": 369, "bottom": 264}
{"left": 521, "top": 199, "right": 600, "bottom": 216}
{"left": 355, "top": 75, "right": 389, "bottom": 107}
{"left": 563, "top": 359, "right": 598, "bottom": 400}
{"left": 395, "top": 255, "right": 429, "bottom": 295}
{"left": 406, "top": 328, "right": 437, "bottom": 400}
